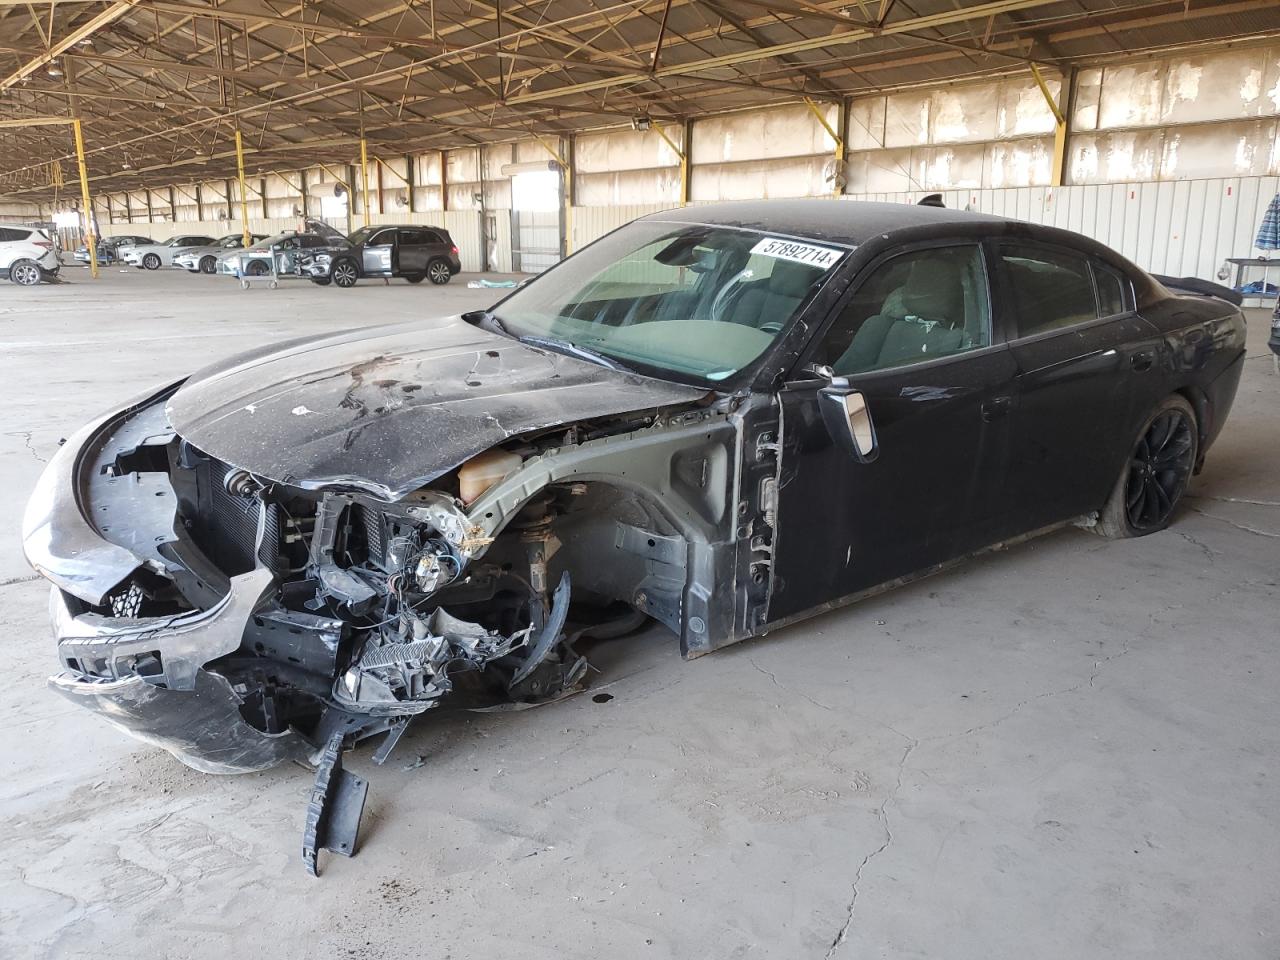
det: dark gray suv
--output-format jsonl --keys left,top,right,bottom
{"left": 298, "top": 224, "right": 462, "bottom": 287}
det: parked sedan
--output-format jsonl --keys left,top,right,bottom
{"left": 22, "top": 200, "right": 1245, "bottom": 868}
{"left": 74, "top": 235, "right": 153, "bottom": 265}
{"left": 119, "top": 234, "right": 218, "bottom": 270}
{"left": 172, "top": 233, "right": 268, "bottom": 274}
{"left": 298, "top": 223, "right": 461, "bottom": 287}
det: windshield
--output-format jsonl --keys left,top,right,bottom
{"left": 489, "top": 220, "right": 845, "bottom": 384}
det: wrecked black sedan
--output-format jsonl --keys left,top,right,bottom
{"left": 24, "top": 199, "right": 1245, "bottom": 803}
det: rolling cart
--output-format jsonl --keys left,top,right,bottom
{"left": 235, "top": 240, "right": 301, "bottom": 290}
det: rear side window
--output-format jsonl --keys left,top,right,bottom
{"left": 400, "top": 229, "right": 428, "bottom": 246}
{"left": 1093, "top": 264, "right": 1128, "bottom": 317}
{"left": 998, "top": 244, "right": 1097, "bottom": 337}
{"left": 0, "top": 227, "right": 29, "bottom": 242}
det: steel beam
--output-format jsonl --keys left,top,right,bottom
{"left": 72, "top": 119, "right": 98, "bottom": 279}
{"left": 234, "top": 127, "right": 251, "bottom": 246}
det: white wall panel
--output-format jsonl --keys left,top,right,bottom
{"left": 844, "top": 176, "right": 1280, "bottom": 285}
{"left": 571, "top": 203, "right": 672, "bottom": 250}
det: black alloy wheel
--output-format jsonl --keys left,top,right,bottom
{"left": 1093, "top": 394, "right": 1198, "bottom": 539}
{"left": 200, "top": 256, "right": 218, "bottom": 274}
{"left": 1124, "top": 406, "right": 1195, "bottom": 532}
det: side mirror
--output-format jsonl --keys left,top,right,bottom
{"left": 818, "top": 377, "right": 879, "bottom": 463}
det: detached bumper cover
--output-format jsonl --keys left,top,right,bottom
{"left": 45, "top": 566, "right": 309, "bottom": 772}
{"left": 49, "top": 669, "right": 307, "bottom": 774}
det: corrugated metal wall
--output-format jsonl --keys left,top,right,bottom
{"left": 845, "top": 177, "right": 1280, "bottom": 285}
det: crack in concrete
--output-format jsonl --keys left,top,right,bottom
{"left": 0, "top": 575, "right": 40, "bottom": 589}
{"left": 1188, "top": 494, "right": 1280, "bottom": 508}
{"left": 1190, "top": 507, "right": 1280, "bottom": 539}
{"left": 1177, "top": 530, "right": 1218, "bottom": 563}
{"left": 825, "top": 733, "right": 918, "bottom": 960}
{"left": 749, "top": 657, "right": 834, "bottom": 712}
{"left": 822, "top": 643, "right": 1131, "bottom": 957}
{"left": 4, "top": 430, "right": 48, "bottom": 463}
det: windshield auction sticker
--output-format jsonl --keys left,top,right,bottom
{"left": 750, "top": 237, "right": 844, "bottom": 269}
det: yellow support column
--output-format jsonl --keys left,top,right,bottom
{"left": 360, "top": 137, "right": 371, "bottom": 227}
{"left": 1031, "top": 65, "right": 1067, "bottom": 187}
{"left": 72, "top": 119, "right": 98, "bottom": 279}
{"left": 805, "top": 99, "right": 844, "bottom": 198}
{"left": 653, "top": 124, "right": 687, "bottom": 206}
{"left": 234, "top": 127, "right": 251, "bottom": 247}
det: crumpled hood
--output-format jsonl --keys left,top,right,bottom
{"left": 167, "top": 315, "right": 706, "bottom": 501}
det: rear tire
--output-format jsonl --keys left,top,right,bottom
{"left": 9, "top": 259, "right": 42, "bottom": 285}
{"left": 427, "top": 258, "right": 451, "bottom": 285}
{"left": 1093, "top": 394, "right": 1198, "bottom": 539}
{"left": 245, "top": 259, "right": 269, "bottom": 277}
{"left": 142, "top": 253, "right": 161, "bottom": 270}
{"left": 199, "top": 256, "right": 218, "bottom": 274}
{"left": 332, "top": 258, "right": 359, "bottom": 288}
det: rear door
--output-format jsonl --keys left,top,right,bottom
{"left": 396, "top": 228, "right": 431, "bottom": 276}
{"left": 993, "top": 241, "right": 1160, "bottom": 534}
{"left": 362, "top": 228, "right": 395, "bottom": 275}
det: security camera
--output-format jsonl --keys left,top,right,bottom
{"left": 632, "top": 116, "right": 652, "bottom": 132}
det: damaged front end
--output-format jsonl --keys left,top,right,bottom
{"left": 25, "top": 385, "right": 599, "bottom": 774}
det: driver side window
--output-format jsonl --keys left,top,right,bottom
{"left": 817, "top": 245, "right": 991, "bottom": 376}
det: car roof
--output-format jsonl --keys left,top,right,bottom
{"left": 639, "top": 198, "right": 1006, "bottom": 247}
{"left": 360, "top": 224, "right": 448, "bottom": 232}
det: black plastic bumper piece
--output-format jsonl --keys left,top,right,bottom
{"left": 302, "top": 732, "right": 369, "bottom": 877}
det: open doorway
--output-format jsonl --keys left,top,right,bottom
{"left": 511, "top": 168, "right": 561, "bottom": 273}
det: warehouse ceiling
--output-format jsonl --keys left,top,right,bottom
{"left": 2, "top": 0, "right": 1278, "bottom": 198}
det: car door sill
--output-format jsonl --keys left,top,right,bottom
{"left": 748, "top": 515, "right": 1085, "bottom": 644}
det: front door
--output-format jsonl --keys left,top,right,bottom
{"left": 768, "top": 243, "right": 1018, "bottom": 623}
{"left": 362, "top": 228, "right": 395, "bottom": 275}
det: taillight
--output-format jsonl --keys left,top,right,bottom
{"left": 451, "top": 245, "right": 459, "bottom": 255}
{"left": 33, "top": 240, "right": 53, "bottom": 250}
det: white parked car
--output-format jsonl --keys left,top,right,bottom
{"left": 172, "top": 234, "right": 268, "bottom": 274}
{"left": 119, "top": 234, "right": 217, "bottom": 270}
{"left": 0, "top": 225, "right": 61, "bottom": 285}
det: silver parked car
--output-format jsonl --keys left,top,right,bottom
{"left": 119, "top": 234, "right": 217, "bottom": 270}
{"left": 173, "top": 234, "right": 268, "bottom": 274}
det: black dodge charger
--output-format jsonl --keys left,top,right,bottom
{"left": 23, "top": 199, "right": 1245, "bottom": 866}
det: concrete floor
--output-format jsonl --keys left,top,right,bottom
{"left": 1, "top": 265, "right": 1277, "bottom": 960}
